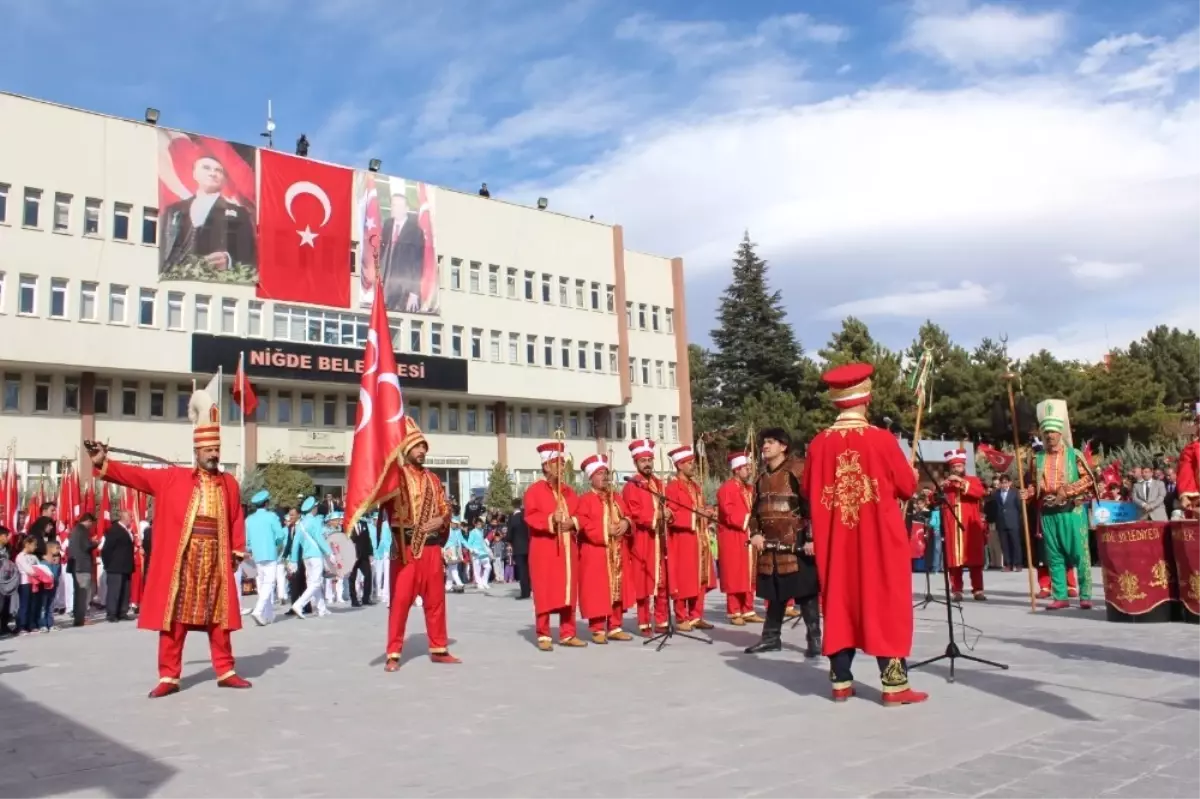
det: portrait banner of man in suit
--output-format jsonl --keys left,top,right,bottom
{"left": 354, "top": 171, "right": 440, "bottom": 315}
{"left": 157, "top": 129, "right": 259, "bottom": 284}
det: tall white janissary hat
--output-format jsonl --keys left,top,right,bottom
{"left": 189, "top": 388, "right": 221, "bottom": 450}
{"left": 1036, "top": 399, "right": 1072, "bottom": 446}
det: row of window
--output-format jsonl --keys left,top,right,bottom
{"left": 0, "top": 183, "right": 158, "bottom": 244}
{"left": 0, "top": 375, "right": 682, "bottom": 442}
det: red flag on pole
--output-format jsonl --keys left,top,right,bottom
{"left": 345, "top": 281, "right": 406, "bottom": 532}
{"left": 977, "top": 443, "right": 1015, "bottom": 474}
{"left": 232, "top": 357, "right": 259, "bottom": 419}
{"left": 1, "top": 448, "right": 17, "bottom": 532}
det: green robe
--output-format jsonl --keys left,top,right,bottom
{"left": 1033, "top": 447, "right": 1092, "bottom": 600}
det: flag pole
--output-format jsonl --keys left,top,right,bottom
{"left": 239, "top": 352, "right": 247, "bottom": 481}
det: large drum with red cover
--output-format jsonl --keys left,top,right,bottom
{"left": 1096, "top": 522, "right": 1173, "bottom": 623}
{"left": 1169, "top": 519, "right": 1199, "bottom": 624}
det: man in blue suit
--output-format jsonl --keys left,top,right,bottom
{"left": 246, "top": 491, "right": 286, "bottom": 626}
{"left": 992, "top": 474, "right": 1025, "bottom": 571}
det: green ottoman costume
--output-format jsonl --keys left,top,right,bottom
{"left": 1030, "top": 404, "right": 1094, "bottom": 603}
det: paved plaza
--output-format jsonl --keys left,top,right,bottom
{"left": 1, "top": 570, "right": 1197, "bottom": 798}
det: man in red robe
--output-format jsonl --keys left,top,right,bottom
{"left": 575, "top": 454, "right": 635, "bottom": 643}
{"left": 664, "top": 446, "right": 716, "bottom": 631}
{"left": 716, "top": 451, "right": 762, "bottom": 625}
{"left": 84, "top": 387, "right": 251, "bottom": 699}
{"left": 1178, "top": 404, "right": 1199, "bottom": 518}
{"left": 940, "top": 448, "right": 988, "bottom": 602}
{"left": 803, "top": 362, "right": 927, "bottom": 706}
{"left": 622, "top": 439, "right": 670, "bottom": 636}
{"left": 383, "top": 417, "right": 460, "bottom": 672}
{"left": 523, "top": 441, "right": 586, "bottom": 651}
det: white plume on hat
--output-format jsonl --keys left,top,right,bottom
{"left": 188, "top": 388, "right": 218, "bottom": 425}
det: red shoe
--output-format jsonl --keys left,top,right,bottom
{"left": 147, "top": 680, "right": 180, "bottom": 699}
{"left": 384, "top": 657, "right": 401, "bottom": 672}
{"left": 1067, "top": 588, "right": 1079, "bottom": 598}
{"left": 1036, "top": 589, "right": 1051, "bottom": 599}
{"left": 882, "top": 688, "right": 929, "bottom": 707}
{"left": 431, "top": 652, "right": 461, "bottom": 664}
{"left": 217, "top": 674, "right": 252, "bottom": 689}
{"left": 1045, "top": 600, "right": 1070, "bottom": 610}
{"left": 1079, "top": 600, "right": 1093, "bottom": 610}
{"left": 832, "top": 686, "right": 855, "bottom": 702}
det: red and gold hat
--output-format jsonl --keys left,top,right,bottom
{"left": 580, "top": 453, "right": 609, "bottom": 478}
{"left": 727, "top": 451, "right": 749, "bottom": 470}
{"left": 537, "top": 441, "right": 566, "bottom": 463}
{"left": 668, "top": 446, "right": 695, "bottom": 467}
{"left": 944, "top": 449, "right": 968, "bottom": 466}
{"left": 400, "top": 417, "right": 428, "bottom": 457}
{"left": 628, "top": 438, "right": 655, "bottom": 461}
{"left": 821, "top": 362, "right": 874, "bottom": 409}
{"left": 188, "top": 388, "right": 221, "bottom": 450}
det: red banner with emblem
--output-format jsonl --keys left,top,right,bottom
{"left": 1170, "top": 520, "right": 1199, "bottom": 615}
{"left": 1097, "top": 522, "right": 1172, "bottom": 615}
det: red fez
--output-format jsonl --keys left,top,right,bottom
{"left": 822, "top": 362, "right": 874, "bottom": 409}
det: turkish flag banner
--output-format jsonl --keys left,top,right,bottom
{"left": 257, "top": 150, "right": 353, "bottom": 308}
{"left": 232, "top": 361, "right": 259, "bottom": 419}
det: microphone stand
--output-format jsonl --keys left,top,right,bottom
{"left": 625, "top": 477, "right": 714, "bottom": 651}
{"left": 912, "top": 502, "right": 943, "bottom": 611}
{"left": 905, "top": 441, "right": 1008, "bottom": 681}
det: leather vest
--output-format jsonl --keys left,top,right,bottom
{"left": 752, "top": 461, "right": 808, "bottom": 576}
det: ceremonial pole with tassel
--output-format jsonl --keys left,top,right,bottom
{"left": 1001, "top": 334, "right": 1039, "bottom": 612}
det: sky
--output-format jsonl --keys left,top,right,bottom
{"left": 2, "top": 0, "right": 1197, "bottom": 362}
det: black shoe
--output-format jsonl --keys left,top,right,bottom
{"left": 350, "top": 601, "right": 362, "bottom": 608}
{"left": 106, "top": 617, "right": 120, "bottom": 623}
{"left": 744, "top": 637, "right": 782, "bottom": 654}
{"left": 362, "top": 600, "right": 374, "bottom": 606}
{"left": 515, "top": 594, "right": 531, "bottom": 600}
{"left": 805, "top": 636, "right": 822, "bottom": 658}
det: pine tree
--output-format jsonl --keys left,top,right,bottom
{"left": 817, "top": 317, "right": 908, "bottom": 427}
{"left": 484, "top": 461, "right": 515, "bottom": 512}
{"left": 262, "top": 452, "right": 315, "bottom": 508}
{"left": 710, "top": 232, "right": 806, "bottom": 406}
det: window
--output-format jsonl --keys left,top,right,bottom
{"left": 606, "top": 285, "right": 615, "bottom": 312}
{"left": 575, "top": 279, "right": 585, "bottom": 306}
{"left": 535, "top": 410, "right": 549, "bottom": 437}
{"left": 543, "top": 337, "right": 554, "bottom": 367}
{"left": 628, "top": 357, "right": 636, "bottom": 384}
{"left": 670, "top": 417, "right": 679, "bottom": 442}
{"left": 387, "top": 322, "right": 401, "bottom": 349}
{"left": 541, "top": 274, "right": 551, "bottom": 303}
{"left": 466, "top": 405, "right": 479, "bottom": 433}
{"left": 248, "top": 301, "right": 263, "bottom": 336}
{"left": 561, "top": 339, "right": 571, "bottom": 368}
{"left": 176, "top": 385, "right": 191, "bottom": 419}
{"left": 490, "top": 331, "right": 501, "bottom": 362}
{"left": 109, "top": 285, "right": 127, "bottom": 323}
{"left": 220, "top": 298, "right": 236, "bottom": 333}
{"left": 410, "top": 321, "right": 423, "bottom": 352}
{"left": 34, "top": 376, "right": 51, "bottom": 413}
{"left": 93, "top": 381, "right": 110, "bottom": 415}
{"left": 0, "top": 183, "right": 7, "bottom": 223}
{"left": 149, "top": 383, "right": 165, "bottom": 419}
{"left": 658, "top": 415, "right": 666, "bottom": 442}
{"left": 638, "top": 304, "right": 647, "bottom": 330}
{"left": 194, "top": 295, "right": 210, "bottom": 331}
{"left": 577, "top": 341, "right": 587, "bottom": 370}
{"left": 300, "top": 394, "right": 316, "bottom": 426}
{"left": 655, "top": 361, "right": 664, "bottom": 387}
{"left": 484, "top": 406, "right": 495, "bottom": 433}
{"left": 652, "top": 306, "right": 660, "bottom": 332}
{"left": 552, "top": 411, "right": 564, "bottom": 434}
{"left": 641, "top": 359, "right": 650, "bottom": 386}
{"left": 113, "top": 203, "right": 131, "bottom": 240}
{"left": 630, "top": 413, "right": 639, "bottom": 440}
{"left": 590, "top": 282, "right": 600, "bottom": 310}
{"left": 666, "top": 308, "right": 675, "bottom": 334}
{"left": 488, "top": 264, "right": 500, "bottom": 295}
{"left": 609, "top": 345, "right": 618, "bottom": 374}
{"left": 586, "top": 411, "right": 597, "bottom": 438}
{"left": 625, "top": 301, "right": 634, "bottom": 327}
{"left": 142, "top": 207, "right": 158, "bottom": 244}
{"left": 409, "top": 402, "right": 422, "bottom": 427}
{"left": 431, "top": 323, "right": 443, "bottom": 355}
{"left": 525, "top": 335, "right": 536, "bottom": 365}
{"left": 426, "top": 404, "right": 440, "bottom": 432}
{"left": 519, "top": 409, "right": 532, "bottom": 436}
{"left": 506, "top": 407, "right": 515, "bottom": 435}
{"left": 53, "top": 192, "right": 70, "bottom": 231}
{"left": 164, "top": 292, "right": 183, "bottom": 329}
{"left": 22, "top": 188, "right": 40, "bottom": 227}
{"left": 18, "top": 275, "right": 36, "bottom": 315}
{"left": 63, "top": 379, "right": 79, "bottom": 414}
{"left": 506, "top": 267, "right": 518, "bottom": 298}
{"left": 138, "top": 288, "right": 156, "bottom": 326}
{"left": 469, "top": 262, "right": 481, "bottom": 293}
{"left": 447, "top": 405, "right": 460, "bottom": 432}
{"left": 277, "top": 391, "right": 293, "bottom": 424}
{"left": 523, "top": 271, "right": 534, "bottom": 300}
{"left": 121, "top": 382, "right": 138, "bottom": 416}
{"left": 449, "top": 258, "right": 462, "bottom": 290}
{"left": 49, "top": 278, "right": 67, "bottom": 318}
{"left": 558, "top": 277, "right": 569, "bottom": 305}
{"left": 508, "top": 333, "right": 519, "bottom": 363}
{"left": 84, "top": 198, "right": 101, "bottom": 235}
{"left": 80, "top": 281, "right": 98, "bottom": 321}
{"left": 615, "top": 413, "right": 627, "bottom": 439}
{"left": 345, "top": 396, "right": 358, "bottom": 427}
{"left": 593, "top": 344, "right": 603, "bottom": 372}
{"left": 568, "top": 412, "right": 580, "bottom": 438}
{"left": 469, "top": 328, "right": 481, "bottom": 360}
{"left": 451, "top": 326, "right": 463, "bottom": 358}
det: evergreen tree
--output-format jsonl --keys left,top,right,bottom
{"left": 484, "top": 461, "right": 515, "bottom": 512}
{"left": 1075, "top": 352, "right": 1168, "bottom": 447}
{"left": 262, "top": 452, "right": 315, "bottom": 508}
{"left": 689, "top": 344, "right": 730, "bottom": 437}
{"left": 818, "top": 317, "right": 908, "bottom": 427}
{"left": 1128, "top": 326, "right": 1200, "bottom": 411}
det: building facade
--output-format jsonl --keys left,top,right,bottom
{"left": 0, "top": 92, "right": 693, "bottom": 503}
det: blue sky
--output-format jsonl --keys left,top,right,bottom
{"left": 3, "top": 0, "right": 1197, "bottom": 361}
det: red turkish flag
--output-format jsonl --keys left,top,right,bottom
{"left": 977, "top": 443, "right": 1015, "bottom": 474}
{"left": 345, "top": 282, "right": 407, "bottom": 532}
{"left": 232, "top": 360, "right": 259, "bottom": 419}
{"left": 257, "top": 150, "right": 353, "bottom": 308}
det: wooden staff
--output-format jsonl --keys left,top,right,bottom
{"left": 1005, "top": 368, "right": 1039, "bottom": 612}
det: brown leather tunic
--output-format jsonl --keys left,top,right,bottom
{"left": 750, "top": 459, "right": 810, "bottom": 576}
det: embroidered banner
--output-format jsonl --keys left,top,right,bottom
{"left": 1169, "top": 520, "right": 1199, "bottom": 616}
{"left": 1096, "top": 522, "right": 1172, "bottom": 616}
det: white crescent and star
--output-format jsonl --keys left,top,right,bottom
{"left": 284, "top": 181, "right": 332, "bottom": 249}
{"left": 353, "top": 330, "right": 405, "bottom": 432}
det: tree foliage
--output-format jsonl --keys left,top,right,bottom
{"left": 484, "top": 461, "right": 515, "bottom": 513}
{"left": 239, "top": 467, "right": 267, "bottom": 504}
{"left": 262, "top": 452, "right": 315, "bottom": 509}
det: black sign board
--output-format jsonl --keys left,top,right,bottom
{"left": 190, "top": 334, "right": 469, "bottom": 392}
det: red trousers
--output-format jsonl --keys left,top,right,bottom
{"left": 726, "top": 592, "right": 755, "bottom": 616}
{"left": 587, "top": 602, "right": 624, "bottom": 634}
{"left": 387, "top": 547, "right": 449, "bottom": 658}
{"left": 949, "top": 566, "right": 984, "bottom": 594}
{"left": 636, "top": 590, "right": 669, "bottom": 630}
{"left": 673, "top": 596, "right": 705, "bottom": 622}
{"left": 157, "top": 622, "right": 235, "bottom": 682}
{"left": 535, "top": 608, "right": 578, "bottom": 641}
{"left": 1037, "top": 566, "right": 1077, "bottom": 592}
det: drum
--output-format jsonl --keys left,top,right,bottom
{"left": 1169, "top": 519, "right": 1199, "bottom": 624}
{"left": 325, "top": 531, "right": 355, "bottom": 578}
{"left": 1096, "top": 522, "right": 1173, "bottom": 623}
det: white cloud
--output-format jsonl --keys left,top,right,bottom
{"left": 1007, "top": 300, "right": 1198, "bottom": 362}
{"left": 903, "top": 3, "right": 1067, "bottom": 69}
{"left": 821, "top": 282, "right": 993, "bottom": 319}
{"left": 1106, "top": 28, "right": 1200, "bottom": 96}
{"left": 1061, "top": 255, "right": 1143, "bottom": 284}
{"left": 1077, "top": 33, "right": 1157, "bottom": 75}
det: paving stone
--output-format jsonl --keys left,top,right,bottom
{"left": 0, "top": 571, "right": 1195, "bottom": 797}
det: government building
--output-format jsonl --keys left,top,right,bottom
{"left": 0, "top": 91, "right": 693, "bottom": 504}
